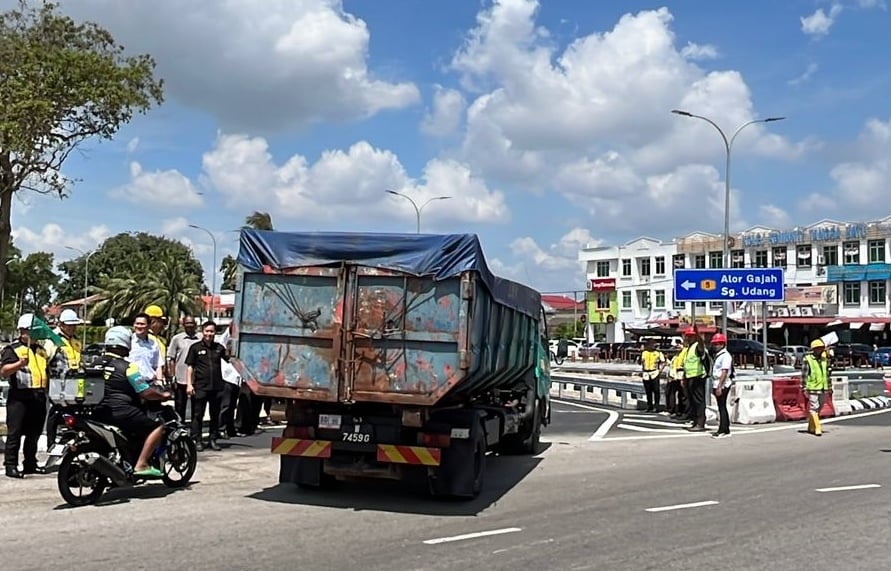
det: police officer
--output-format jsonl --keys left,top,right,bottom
{"left": 92, "top": 326, "right": 172, "bottom": 477}
{"left": 681, "top": 327, "right": 710, "bottom": 432}
{"left": 640, "top": 340, "right": 666, "bottom": 412}
{"left": 801, "top": 339, "right": 829, "bottom": 437}
{"left": 44, "top": 309, "right": 85, "bottom": 447}
{"left": 1, "top": 314, "right": 50, "bottom": 478}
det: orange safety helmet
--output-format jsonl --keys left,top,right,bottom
{"left": 711, "top": 333, "right": 727, "bottom": 344}
{"left": 683, "top": 327, "right": 696, "bottom": 336}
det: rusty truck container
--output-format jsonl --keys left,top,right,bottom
{"left": 230, "top": 230, "right": 544, "bottom": 407}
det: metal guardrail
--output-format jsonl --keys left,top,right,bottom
{"left": 551, "top": 372, "right": 643, "bottom": 409}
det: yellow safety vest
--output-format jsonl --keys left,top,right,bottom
{"left": 12, "top": 343, "right": 49, "bottom": 390}
{"left": 804, "top": 354, "right": 829, "bottom": 391}
{"left": 683, "top": 342, "right": 705, "bottom": 378}
{"left": 149, "top": 333, "right": 167, "bottom": 361}
{"left": 641, "top": 350, "right": 664, "bottom": 371}
{"left": 57, "top": 333, "right": 82, "bottom": 371}
{"left": 670, "top": 348, "right": 686, "bottom": 378}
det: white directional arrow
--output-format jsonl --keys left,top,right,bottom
{"left": 681, "top": 280, "right": 696, "bottom": 291}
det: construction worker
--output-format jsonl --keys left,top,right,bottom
{"left": 145, "top": 305, "right": 169, "bottom": 369}
{"left": 666, "top": 340, "right": 686, "bottom": 418}
{"left": 640, "top": 340, "right": 666, "bottom": 412}
{"left": 681, "top": 327, "right": 710, "bottom": 432}
{"left": 802, "top": 339, "right": 830, "bottom": 436}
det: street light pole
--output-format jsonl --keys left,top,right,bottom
{"left": 385, "top": 190, "right": 452, "bottom": 233}
{"left": 189, "top": 224, "right": 218, "bottom": 319}
{"left": 671, "top": 110, "right": 786, "bottom": 337}
{"left": 65, "top": 246, "right": 96, "bottom": 348}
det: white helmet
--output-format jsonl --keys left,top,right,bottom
{"left": 104, "top": 326, "right": 132, "bottom": 350}
{"left": 59, "top": 309, "right": 84, "bottom": 325}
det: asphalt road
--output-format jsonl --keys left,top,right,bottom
{"left": 1, "top": 409, "right": 889, "bottom": 571}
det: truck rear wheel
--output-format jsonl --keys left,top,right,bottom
{"left": 497, "top": 399, "right": 542, "bottom": 455}
{"left": 428, "top": 420, "right": 486, "bottom": 500}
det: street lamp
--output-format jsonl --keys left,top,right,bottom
{"left": 65, "top": 246, "right": 96, "bottom": 348}
{"left": 385, "top": 190, "right": 452, "bottom": 233}
{"left": 189, "top": 224, "right": 218, "bottom": 319}
{"left": 671, "top": 109, "right": 786, "bottom": 336}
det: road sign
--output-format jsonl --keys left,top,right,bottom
{"left": 673, "top": 268, "right": 784, "bottom": 302}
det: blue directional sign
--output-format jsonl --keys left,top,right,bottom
{"left": 673, "top": 268, "right": 785, "bottom": 302}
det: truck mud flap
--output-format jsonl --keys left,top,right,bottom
{"left": 426, "top": 409, "right": 487, "bottom": 499}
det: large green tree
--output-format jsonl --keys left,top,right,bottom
{"left": 220, "top": 254, "right": 238, "bottom": 291}
{"left": 56, "top": 232, "right": 204, "bottom": 302}
{"left": 93, "top": 251, "right": 202, "bottom": 340}
{"left": 0, "top": 1, "right": 163, "bottom": 297}
{"left": 13, "top": 251, "right": 58, "bottom": 314}
{"left": 244, "top": 211, "right": 274, "bottom": 231}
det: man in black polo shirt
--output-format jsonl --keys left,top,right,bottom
{"left": 185, "top": 321, "right": 229, "bottom": 451}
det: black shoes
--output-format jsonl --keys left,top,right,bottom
{"left": 22, "top": 466, "right": 46, "bottom": 475}
{"left": 5, "top": 468, "right": 24, "bottom": 479}
{"left": 208, "top": 440, "right": 222, "bottom": 451}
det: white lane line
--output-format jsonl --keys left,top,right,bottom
{"left": 550, "top": 399, "right": 619, "bottom": 440}
{"left": 645, "top": 500, "right": 720, "bottom": 513}
{"left": 616, "top": 423, "right": 701, "bottom": 434}
{"left": 422, "top": 527, "right": 522, "bottom": 545}
{"left": 623, "top": 418, "right": 705, "bottom": 428}
{"left": 815, "top": 484, "right": 882, "bottom": 493}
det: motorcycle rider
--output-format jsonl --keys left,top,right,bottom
{"left": 93, "top": 326, "right": 171, "bottom": 478}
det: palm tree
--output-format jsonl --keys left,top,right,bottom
{"left": 220, "top": 254, "right": 238, "bottom": 291}
{"left": 94, "top": 251, "right": 202, "bottom": 340}
{"left": 244, "top": 211, "right": 274, "bottom": 231}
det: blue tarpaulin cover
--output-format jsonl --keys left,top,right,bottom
{"left": 237, "top": 230, "right": 542, "bottom": 317}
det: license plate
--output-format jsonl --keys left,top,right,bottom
{"left": 341, "top": 425, "right": 373, "bottom": 444}
{"left": 318, "top": 414, "right": 342, "bottom": 430}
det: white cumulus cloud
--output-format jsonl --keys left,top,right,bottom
{"left": 420, "top": 85, "right": 467, "bottom": 137}
{"left": 801, "top": 4, "right": 843, "bottom": 37}
{"left": 59, "top": 0, "right": 420, "bottom": 132}
{"left": 490, "top": 228, "right": 602, "bottom": 292}
{"left": 13, "top": 223, "right": 111, "bottom": 261}
{"left": 801, "top": 116, "right": 891, "bottom": 218}
{"left": 201, "top": 134, "right": 508, "bottom": 231}
{"left": 109, "top": 162, "right": 204, "bottom": 210}
{"left": 680, "top": 41, "right": 719, "bottom": 60}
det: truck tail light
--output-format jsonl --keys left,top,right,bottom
{"left": 419, "top": 433, "right": 450, "bottom": 448}
{"left": 283, "top": 426, "right": 314, "bottom": 439}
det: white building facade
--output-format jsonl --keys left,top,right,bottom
{"left": 580, "top": 216, "right": 891, "bottom": 342}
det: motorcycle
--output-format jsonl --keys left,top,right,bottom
{"left": 55, "top": 405, "right": 197, "bottom": 507}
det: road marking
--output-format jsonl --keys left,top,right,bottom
{"left": 815, "top": 484, "right": 882, "bottom": 493}
{"left": 422, "top": 527, "right": 522, "bottom": 545}
{"left": 551, "top": 399, "right": 619, "bottom": 440}
{"left": 645, "top": 500, "right": 720, "bottom": 513}
{"left": 585, "top": 406, "right": 891, "bottom": 442}
{"left": 617, "top": 423, "right": 706, "bottom": 434}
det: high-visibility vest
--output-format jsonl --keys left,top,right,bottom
{"left": 57, "top": 332, "right": 82, "bottom": 371}
{"left": 149, "top": 333, "right": 167, "bottom": 361}
{"left": 804, "top": 354, "right": 829, "bottom": 391}
{"left": 670, "top": 348, "right": 687, "bottom": 379}
{"left": 10, "top": 341, "right": 49, "bottom": 390}
{"left": 683, "top": 342, "right": 705, "bottom": 378}
{"left": 641, "top": 350, "right": 664, "bottom": 370}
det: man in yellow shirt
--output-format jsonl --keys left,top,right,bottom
{"left": 53, "top": 309, "right": 83, "bottom": 371}
{"left": 640, "top": 340, "right": 667, "bottom": 413}
{"left": 667, "top": 341, "right": 687, "bottom": 419}
{"left": 2, "top": 314, "right": 50, "bottom": 478}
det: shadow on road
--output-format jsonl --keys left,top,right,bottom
{"left": 52, "top": 481, "right": 197, "bottom": 510}
{"left": 247, "top": 444, "right": 551, "bottom": 516}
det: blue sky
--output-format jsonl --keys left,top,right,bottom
{"left": 9, "top": 0, "right": 891, "bottom": 294}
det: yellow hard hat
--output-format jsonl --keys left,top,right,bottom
{"left": 145, "top": 305, "right": 165, "bottom": 318}
{"left": 810, "top": 339, "right": 825, "bottom": 349}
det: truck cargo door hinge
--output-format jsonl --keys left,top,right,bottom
{"left": 461, "top": 276, "right": 474, "bottom": 300}
{"left": 459, "top": 350, "right": 471, "bottom": 370}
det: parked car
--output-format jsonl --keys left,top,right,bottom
{"left": 782, "top": 345, "right": 809, "bottom": 367}
{"left": 834, "top": 343, "right": 873, "bottom": 367}
{"left": 726, "top": 338, "right": 787, "bottom": 365}
{"left": 867, "top": 346, "right": 891, "bottom": 367}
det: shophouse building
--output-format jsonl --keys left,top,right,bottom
{"left": 580, "top": 216, "right": 891, "bottom": 345}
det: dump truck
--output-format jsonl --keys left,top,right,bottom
{"left": 230, "top": 230, "right": 552, "bottom": 498}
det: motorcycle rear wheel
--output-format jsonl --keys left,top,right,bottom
{"left": 57, "top": 445, "right": 108, "bottom": 507}
{"left": 162, "top": 435, "right": 197, "bottom": 488}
